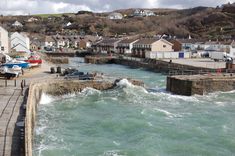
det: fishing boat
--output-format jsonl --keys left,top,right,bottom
{"left": 25, "top": 54, "right": 42, "bottom": 66}
{"left": 0, "top": 66, "right": 21, "bottom": 79}
{"left": 3, "top": 60, "right": 29, "bottom": 68}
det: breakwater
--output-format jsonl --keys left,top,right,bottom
{"left": 84, "top": 56, "right": 219, "bottom": 74}
{"left": 167, "top": 74, "right": 235, "bottom": 96}
{"left": 25, "top": 78, "right": 144, "bottom": 156}
{"left": 114, "top": 58, "right": 218, "bottom": 74}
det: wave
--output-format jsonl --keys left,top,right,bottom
{"left": 39, "top": 93, "right": 55, "bottom": 105}
{"left": 80, "top": 87, "right": 101, "bottom": 96}
{"left": 154, "top": 108, "right": 182, "bottom": 118}
{"left": 102, "top": 150, "right": 125, "bottom": 156}
{"left": 116, "top": 79, "right": 134, "bottom": 88}
{"left": 39, "top": 93, "right": 77, "bottom": 105}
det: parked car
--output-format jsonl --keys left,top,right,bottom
{"left": 64, "top": 71, "right": 94, "bottom": 80}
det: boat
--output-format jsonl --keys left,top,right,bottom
{"left": 3, "top": 60, "right": 29, "bottom": 68}
{"left": 0, "top": 66, "right": 21, "bottom": 79}
{"left": 25, "top": 54, "right": 42, "bottom": 64}
{"left": 11, "top": 65, "right": 22, "bottom": 72}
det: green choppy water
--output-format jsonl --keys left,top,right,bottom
{"left": 33, "top": 58, "right": 235, "bottom": 156}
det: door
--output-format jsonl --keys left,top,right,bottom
{"left": 179, "top": 52, "right": 184, "bottom": 58}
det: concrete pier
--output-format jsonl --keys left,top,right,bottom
{"left": 167, "top": 74, "right": 235, "bottom": 96}
{"left": 0, "top": 80, "right": 27, "bottom": 156}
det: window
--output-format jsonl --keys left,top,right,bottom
{"left": 163, "top": 45, "right": 166, "bottom": 48}
{"left": 1, "top": 46, "right": 4, "bottom": 51}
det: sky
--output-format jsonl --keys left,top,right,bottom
{"left": 0, "top": 0, "right": 234, "bottom": 15}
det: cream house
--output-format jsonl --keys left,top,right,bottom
{"left": 132, "top": 38, "right": 173, "bottom": 58}
{"left": 0, "top": 26, "right": 9, "bottom": 54}
{"left": 151, "top": 39, "right": 173, "bottom": 52}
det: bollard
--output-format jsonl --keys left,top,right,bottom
{"left": 15, "top": 79, "right": 17, "bottom": 87}
{"left": 23, "top": 79, "right": 26, "bottom": 87}
{"left": 5, "top": 79, "right": 7, "bottom": 87}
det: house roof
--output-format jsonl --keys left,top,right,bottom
{"left": 134, "top": 38, "right": 158, "bottom": 45}
{"left": 98, "top": 38, "right": 121, "bottom": 45}
{"left": 118, "top": 38, "right": 138, "bottom": 44}
{"left": 45, "top": 36, "right": 56, "bottom": 42}
{"left": 159, "top": 38, "right": 174, "bottom": 46}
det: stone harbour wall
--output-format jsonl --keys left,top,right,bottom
{"left": 167, "top": 74, "right": 235, "bottom": 96}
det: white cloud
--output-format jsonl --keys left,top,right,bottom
{"left": 0, "top": 0, "right": 234, "bottom": 15}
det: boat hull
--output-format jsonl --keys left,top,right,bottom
{"left": 3, "top": 62, "right": 29, "bottom": 68}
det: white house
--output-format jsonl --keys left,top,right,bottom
{"left": 229, "top": 41, "right": 235, "bottom": 58}
{"left": 66, "top": 22, "right": 72, "bottom": 27}
{"left": 27, "top": 17, "right": 38, "bottom": 22}
{"left": 133, "top": 9, "right": 156, "bottom": 17}
{"left": 117, "top": 38, "right": 139, "bottom": 54}
{"left": 108, "top": 12, "right": 123, "bottom": 20}
{"left": 0, "top": 26, "right": 9, "bottom": 54}
{"left": 11, "top": 32, "right": 30, "bottom": 53}
{"left": 45, "top": 36, "right": 56, "bottom": 47}
{"left": 12, "top": 21, "right": 23, "bottom": 27}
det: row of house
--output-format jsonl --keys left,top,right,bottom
{"left": 92, "top": 37, "right": 235, "bottom": 59}
{"left": 0, "top": 26, "right": 31, "bottom": 54}
{"left": 44, "top": 35, "right": 99, "bottom": 50}
{"left": 92, "top": 37, "right": 183, "bottom": 59}
{"left": 108, "top": 9, "right": 156, "bottom": 20}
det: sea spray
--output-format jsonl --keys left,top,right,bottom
{"left": 39, "top": 93, "right": 55, "bottom": 105}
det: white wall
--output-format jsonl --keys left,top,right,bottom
{"left": 11, "top": 32, "right": 30, "bottom": 52}
{"left": 0, "top": 26, "right": 9, "bottom": 54}
{"left": 146, "top": 51, "right": 191, "bottom": 59}
{"left": 230, "top": 46, "right": 235, "bottom": 58}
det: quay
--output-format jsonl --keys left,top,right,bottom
{"left": 85, "top": 55, "right": 222, "bottom": 74}
{"left": 167, "top": 74, "right": 235, "bottom": 96}
{"left": 0, "top": 79, "right": 27, "bottom": 156}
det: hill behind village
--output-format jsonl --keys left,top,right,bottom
{"left": 0, "top": 3, "right": 234, "bottom": 40}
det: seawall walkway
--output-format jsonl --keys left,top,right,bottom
{"left": 0, "top": 80, "right": 27, "bottom": 156}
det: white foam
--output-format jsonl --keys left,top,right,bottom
{"left": 116, "top": 79, "right": 134, "bottom": 88}
{"left": 147, "top": 122, "right": 153, "bottom": 127}
{"left": 113, "top": 141, "right": 120, "bottom": 146}
{"left": 103, "top": 150, "right": 125, "bottom": 156}
{"left": 154, "top": 108, "right": 182, "bottom": 118}
{"left": 81, "top": 87, "right": 101, "bottom": 96}
{"left": 39, "top": 93, "right": 55, "bottom": 105}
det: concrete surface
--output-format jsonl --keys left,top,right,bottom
{"left": 163, "top": 58, "right": 226, "bottom": 69}
{"left": 0, "top": 80, "right": 26, "bottom": 156}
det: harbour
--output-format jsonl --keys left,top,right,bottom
{"left": 0, "top": 1, "right": 235, "bottom": 155}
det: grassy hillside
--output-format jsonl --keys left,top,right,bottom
{"left": 0, "top": 4, "right": 234, "bottom": 40}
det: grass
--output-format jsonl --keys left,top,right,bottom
{"left": 33, "top": 13, "right": 74, "bottom": 18}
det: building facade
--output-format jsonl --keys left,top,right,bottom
{"left": 11, "top": 32, "right": 30, "bottom": 53}
{"left": 0, "top": 26, "right": 9, "bottom": 54}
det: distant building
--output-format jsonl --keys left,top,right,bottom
{"left": 0, "top": 26, "right": 9, "bottom": 54}
{"left": 229, "top": 41, "right": 235, "bottom": 58}
{"left": 11, "top": 32, "right": 30, "bottom": 53}
{"left": 168, "top": 39, "right": 182, "bottom": 51}
{"left": 133, "top": 9, "right": 156, "bottom": 17}
{"left": 12, "top": 21, "right": 23, "bottom": 27}
{"left": 27, "top": 17, "right": 38, "bottom": 22}
{"left": 45, "top": 36, "right": 56, "bottom": 48}
{"left": 66, "top": 22, "right": 72, "bottom": 27}
{"left": 108, "top": 12, "right": 123, "bottom": 20}
{"left": 117, "top": 38, "right": 139, "bottom": 54}
{"left": 93, "top": 38, "right": 122, "bottom": 53}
